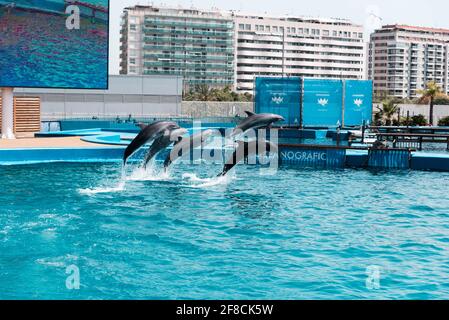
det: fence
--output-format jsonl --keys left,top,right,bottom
{"left": 180, "top": 101, "right": 253, "bottom": 118}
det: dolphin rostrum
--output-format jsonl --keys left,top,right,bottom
{"left": 231, "top": 111, "right": 285, "bottom": 137}
{"left": 218, "top": 139, "right": 278, "bottom": 177}
{"left": 142, "top": 127, "right": 188, "bottom": 168}
{"left": 123, "top": 121, "right": 180, "bottom": 164}
{"left": 163, "top": 129, "right": 216, "bottom": 170}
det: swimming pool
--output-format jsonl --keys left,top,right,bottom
{"left": 1, "top": 162, "right": 449, "bottom": 299}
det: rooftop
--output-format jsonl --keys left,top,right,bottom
{"left": 379, "top": 24, "right": 449, "bottom": 35}
{"left": 123, "top": 4, "right": 359, "bottom": 27}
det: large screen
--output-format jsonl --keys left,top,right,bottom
{"left": 0, "top": 0, "right": 109, "bottom": 89}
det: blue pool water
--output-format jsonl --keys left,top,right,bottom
{"left": 1, "top": 162, "right": 449, "bottom": 299}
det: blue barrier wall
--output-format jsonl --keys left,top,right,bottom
{"left": 302, "top": 79, "right": 343, "bottom": 127}
{"left": 254, "top": 77, "right": 302, "bottom": 126}
{"left": 344, "top": 80, "right": 373, "bottom": 126}
{"left": 254, "top": 77, "right": 373, "bottom": 127}
{"left": 280, "top": 147, "right": 346, "bottom": 168}
{"left": 368, "top": 149, "right": 411, "bottom": 169}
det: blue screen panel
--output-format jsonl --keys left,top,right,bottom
{"left": 303, "top": 79, "right": 343, "bottom": 126}
{"left": 344, "top": 80, "right": 373, "bottom": 126}
{"left": 254, "top": 77, "right": 301, "bottom": 126}
{"left": 0, "top": 0, "right": 109, "bottom": 89}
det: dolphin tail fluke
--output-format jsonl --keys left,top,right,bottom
{"left": 218, "top": 164, "right": 235, "bottom": 177}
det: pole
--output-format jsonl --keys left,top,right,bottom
{"left": 406, "top": 110, "right": 410, "bottom": 129}
{"left": 1, "top": 87, "right": 15, "bottom": 139}
{"left": 341, "top": 79, "right": 345, "bottom": 127}
{"left": 299, "top": 77, "right": 304, "bottom": 129}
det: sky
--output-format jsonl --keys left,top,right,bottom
{"left": 109, "top": 0, "right": 448, "bottom": 74}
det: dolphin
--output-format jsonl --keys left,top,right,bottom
{"left": 123, "top": 121, "right": 180, "bottom": 164}
{"left": 231, "top": 111, "right": 285, "bottom": 137}
{"left": 142, "top": 127, "right": 188, "bottom": 168}
{"left": 218, "top": 139, "right": 278, "bottom": 177}
{"left": 163, "top": 129, "right": 216, "bottom": 170}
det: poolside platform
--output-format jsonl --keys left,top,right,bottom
{"left": 0, "top": 136, "right": 104, "bottom": 149}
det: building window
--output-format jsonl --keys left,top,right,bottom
{"left": 245, "top": 24, "right": 251, "bottom": 30}
{"left": 304, "top": 28, "right": 309, "bottom": 35}
{"left": 239, "top": 24, "right": 244, "bottom": 30}
{"left": 129, "top": 58, "right": 136, "bottom": 65}
{"left": 266, "top": 26, "right": 271, "bottom": 32}
{"left": 273, "top": 26, "right": 278, "bottom": 32}
{"left": 287, "top": 27, "right": 291, "bottom": 33}
{"left": 323, "top": 30, "right": 329, "bottom": 36}
{"left": 130, "top": 24, "right": 137, "bottom": 31}
{"left": 291, "top": 27, "right": 296, "bottom": 33}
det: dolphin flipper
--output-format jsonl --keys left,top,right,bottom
{"left": 137, "top": 123, "right": 147, "bottom": 131}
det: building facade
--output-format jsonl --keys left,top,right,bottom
{"left": 120, "top": 5, "right": 235, "bottom": 89}
{"left": 120, "top": 5, "right": 366, "bottom": 93}
{"left": 369, "top": 25, "right": 449, "bottom": 99}
{"left": 234, "top": 15, "right": 365, "bottom": 92}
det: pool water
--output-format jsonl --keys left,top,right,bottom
{"left": 1, "top": 162, "right": 449, "bottom": 299}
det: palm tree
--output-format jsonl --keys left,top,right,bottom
{"left": 195, "top": 84, "right": 214, "bottom": 101}
{"left": 377, "top": 98, "right": 399, "bottom": 126}
{"left": 417, "top": 81, "right": 442, "bottom": 126}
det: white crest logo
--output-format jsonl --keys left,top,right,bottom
{"left": 317, "top": 98, "right": 329, "bottom": 107}
{"left": 271, "top": 95, "right": 284, "bottom": 105}
{"left": 354, "top": 99, "right": 364, "bottom": 107}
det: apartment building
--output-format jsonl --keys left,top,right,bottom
{"left": 369, "top": 25, "right": 449, "bottom": 99}
{"left": 120, "top": 5, "right": 366, "bottom": 93}
{"left": 234, "top": 15, "right": 365, "bottom": 92}
{"left": 120, "top": 5, "right": 235, "bottom": 89}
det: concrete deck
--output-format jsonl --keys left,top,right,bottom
{"left": 0, "top": 137, "right": 107, "bottom": 149}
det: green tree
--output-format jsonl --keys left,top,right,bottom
{"left": 377, "top": 98, "right": 399, "bottom": 126}
{"left": 183, "top": 84, "right": 253, "bottom": 102}
{"left": 438, "top": 116, "right": 449, "bottom": 126}
{"left": 417, "top": 81, "right": 443, "bottom": 126}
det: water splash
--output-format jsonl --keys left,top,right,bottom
{"left": 182, "top": 172, "right": 233, "bottom": 189}
{"left": 78, "top": 180, "right": 126, "bottom": 195}
{"left": 126, "top": 160, "right": 171, "bottom": 182}
{"left": 78, "top": 164, "right": 127, "bottom": 195}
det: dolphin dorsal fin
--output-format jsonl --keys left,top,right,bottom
{"left": 137, "top": 123, "right": 147, "bottom": 131}
{"left": 245, "top": 111, "right": 256, "bottom": 117}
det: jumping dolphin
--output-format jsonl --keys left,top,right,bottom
{"left": 231, "top": 111, "right": 285, "bottom": 137}
{"left": 163, "top": 129, "right": 216, "bottom": 170}
{"left": 142, "top": 127, "right": 188, "bottom": 168}
{"left": 123, "top": 121, "right": 180, "bottom": 164}
{"left": 218, "top": 139, "right": 278, "bottom": 177}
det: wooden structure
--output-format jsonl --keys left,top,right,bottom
{"left": 0, "top": 96, "right": 41, "bottom": 136}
